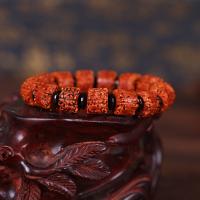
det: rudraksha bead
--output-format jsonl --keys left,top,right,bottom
{"left": 36, "top": 73, "right": 57, "bottom": 84}
{"left": 87, "top": 88, "right": 108, "bottom": 114}
{"left": 137, "top": 91, "right": 160, "bottom": 117}
{"left": 148, "top": 83, "right": 169, "bottom": 111}
{"left": 75, "top": 70, "right": 94, "bottom": 91}
{"left": 136, "top": 75, "right": 175, "bottom": 111}
{"left": 34, "top": 84, "right": 59, "bottom": 109}
{"left": 58, "top": 87, "right": 80, "bottom": 113}
{"left": 164, "top": 82, "right": 176, "bottom": 106}
{"left": 97, "top": 70, "right": 117, "bottom": 90}
{"left": 20, "top": 76, "right": 39, "bottom": 106}
{"left": 113, "top": 89, "right": 139, "bottom": 116}
{"left": 20, "top": 74, "right": 55, "bottom": 106}
{"left": 136, "top": 75, "right": 163, "bottom": 91}
{"left": 118, "top": 73, "right": 141, "bottom": 90}
{"left": 51, "top": 71, "right": 74, "bottom": 88}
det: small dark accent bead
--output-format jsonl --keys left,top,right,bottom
{"left": 52, "top": 91, "right": 61, "bottom": 108}
{"left": 108, "top": 93, "right": 116, "bottom": 111}
{"left": 94, "top": 75, "right": 97, "bottom": 88}
{"left": 157, "top": 95, "right": 163, "bottom": 108}
{"left": 136, "top": 95, "right": 144, "bottom": 115}
{"left": 114, "top": 76, "right": 119, "bottom": 89}
{"left": 73, "top": 74, "right": 77, "bottom": 87}
{"left": 78, "top": 93, "right": 87, "bottom": 109}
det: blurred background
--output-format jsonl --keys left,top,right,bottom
{"left": 0, "top": 0, "right": 199, "bottom": 199}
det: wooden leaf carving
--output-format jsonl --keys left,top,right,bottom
{"left": 16, "top": 179, "right": 41, "bottom": 200}
{"left": 37, "top": 173, "right": 76, "bottom": 197}
{"left": 69, "top": 158, "right": 110, "bottom": 180}
{"left": 24, "top": 144, "right": 67, "bottom": 169}
{"left": 55, "top": 141, "right": 107, "bottom": 170}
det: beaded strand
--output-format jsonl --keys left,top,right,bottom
{"left": 20, "top": 70, "right": 175, "bottom": 117}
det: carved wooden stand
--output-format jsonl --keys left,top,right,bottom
{"left": 0, "top": 96, "right": 162, "bottom": 200}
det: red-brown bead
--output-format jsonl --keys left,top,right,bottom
{"left": 136, "top": 74, "right": 163, "bottom": 91}
{"left": 163, "top": 82, "right": 176, "bottom": 106}
{"left": 113, "top": 89, "right": 138, "bottom": 116}
{"left": 97, "top": 70, "right": 117, "bottom": 90}
{"left": 87, "top": 88, "right": 108, "bottom": 114}
{"left": 136, "top": 75, "right": 175, "bottom": 111}
{"left": 51, "top": 71, "right": 74, "bottom": 88}
{"left": 34, "top": 83, "right": 59, "bottom": 109}
{"left": 20, "top": 74, "right": 53, "bottom": 106}
{"left": 75, "top": 70, "right": 94, "bottom": 91}
{"left": 20, "top": 76, "right": 39, "bottom": 106}
{"left": 118, "top": 73, "right": 141, "bottom": 90}
{"left": 58, "top": 87, "right": 80, "bottom": 113}
{"left": 148, "top": 83, "right": 169, "bottom": 111}
{"left": 137, "top": 91, "right": 160, "bottom": 117}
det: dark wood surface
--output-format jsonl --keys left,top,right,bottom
{"left": 0, "top": 78, "right": 199, "bottom": 200}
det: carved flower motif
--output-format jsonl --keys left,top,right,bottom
{"left": 0, "top": 141, "right": 110, "bottom": 200}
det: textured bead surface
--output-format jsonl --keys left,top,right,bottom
{"left": 58, "top": 87, "right": 80, "bottom": 113}
{"left": 136, "top": 75, "right": 175, "bottom": 111}
{"left": 87, "top": 88, "right": 108, "bottom": 114}
{"left": 51, "top": 71, "right": 74, "bottom": 88}
{"left": 36, "top": 73, "right": 57, "bottom": 84}
{"left": 164, "top": 82, "right": 176, "bottom": 106}
{"left": 75, "top": 70, "right": 94, "bottom": 91}
{"left": 148, "top": 83, "right": 169, "bottom": 111}
{"left": 137, "top": 91, "right": 160, "bottom": 117}
{"left": 97, "top": 70, "right": 117, "bottom": 90}
{"left": 118, "top": 73, "right": 141, "bottom": 90}
{"left": 113, "top": 89, "right": 138, "bottom": 116}
{"left": 20, "top": 74, "right": 53, "bottom": 106}
{"left": 20, "top": 76, "right": 39, "bottom": 106}
{"left": 34, "top": 84, "right": 59, "bottom": 109}
{"left": 136, "top": 75, "right": 163, "bottom": 91}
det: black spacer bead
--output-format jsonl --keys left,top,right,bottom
{"left": 108, "top": 93, "right": 116, "bottom": 111}
{"left": 136, "top": 95, "right": 144, "bottom": 115}
{"left": 94, "top": 74, "right": 97, "bottom": 88}
{"left": 157, "top": 95, "right": 163, "bottom": 108}
{"left": 78, "top": 93, "right": 87, "bottom": 109}
{"left": 52, "top": 91, "right": 61, "bottom": 109}
{"left": 73, "top": 74, "right": 77, "bottom": 87}
{"left": 114, "top": 75, "right": 119, "bottom": 89}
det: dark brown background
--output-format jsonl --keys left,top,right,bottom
{"left": 0, "top": 1, "right": 199, "bottom": 199}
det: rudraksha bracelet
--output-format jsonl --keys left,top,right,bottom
{"left": 20, "top": 70, "right": 175, "bottom": 117}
